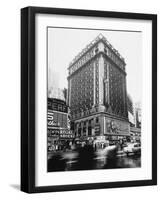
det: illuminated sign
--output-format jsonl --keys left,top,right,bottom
{"left": 48, "top": 98, "right": 68, "bottom": 113}
{"left": 48, "top": 128, "right": 74, "bottom": 139}
{"left": 60, "top": 134, "right": 75, "bottom": 139}
{"left": 47, "top": 110, "right": 68, "bottom": 128}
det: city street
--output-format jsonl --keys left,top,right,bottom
{"left": 48, "top": 147, "right": 141, "bottom": 172}
{"left": 47, "top": 30, "right": 142, "bottom": 175}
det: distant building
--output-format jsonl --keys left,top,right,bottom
{"left": 48, "top": 87, "right": 66, "bottom": 101}
{"left": 130, "top": 126, "right": 141, "bottom": 142}
{"left": 134, "top": 102, "right": 141, "bottom": 128}
{"left": 48, "top": 67, "right": 66, "bottom": 101}
{"left": 127, "top": 94, "right": 135, "bottom": 126}
{"left": 67, "top": 34, "right": 130, "bottom": 141}
{"left": 129, "top": 102, "right": 141, "bottom": 142}
{"left": 63, "top": 88, "right": 68, "bottom": 103}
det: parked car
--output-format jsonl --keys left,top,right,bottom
{"left": 123, "top": 143, "right": 141, "bottom": 155}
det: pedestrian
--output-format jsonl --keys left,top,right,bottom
{"left": 94, "top": 143, "right": 97, "bottom": 151}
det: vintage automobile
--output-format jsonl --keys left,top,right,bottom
{"left": 123, "top": 143, "right": 141, "bottom": 155}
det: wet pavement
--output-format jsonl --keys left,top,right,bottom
{"left": 48, "top": 145, "right": 141, "bottom": 172}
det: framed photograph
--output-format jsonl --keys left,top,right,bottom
{"left": 21, "top": 6, "right": 157, "bottom": 193}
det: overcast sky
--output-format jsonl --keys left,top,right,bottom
{"left": 48, "top": 27, "right": 142, "bottom": 104}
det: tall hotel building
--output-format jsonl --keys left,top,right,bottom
{"left": 67, "top": 34, "right": 130, "bottom": 140}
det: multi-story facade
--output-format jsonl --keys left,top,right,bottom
{"left": 67, "top": 34, "right": 130, "bottom": 141}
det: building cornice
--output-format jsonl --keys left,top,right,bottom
{"left": 72, "top": 111, "right": 129, "bottom": 123}
{"left": 67, "top": 51, "right": 126, "bottom": 80}
{"left": 68, "top": 34, "right": 126, "bottom": 70}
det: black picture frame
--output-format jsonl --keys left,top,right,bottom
{"left": 21, "top": 6, "right": 157, "bottom": 193}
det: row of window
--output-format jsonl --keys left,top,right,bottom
{"left": 95, "top": 60, "right": 99, "bottom": 105}
{"left": 106, "top": 48, "right": 125, "bottom": 70}
{"left": 75, "top": 117, "right": 99, "bottom": 128}
{"left": 70, "top": 62, "right": 94, "bottom": 109}
{"left": 108, "top": 64, "right": 127, "bottom": 117}
{"left": 69, "top": 48, "right": 95, "bottom": 75}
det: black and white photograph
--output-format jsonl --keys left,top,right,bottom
{"left": 20, "top": 6, "right": 157, "bottom": 193}
{"left": 47, "top": 27, "right": 142, "bottom": 172}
